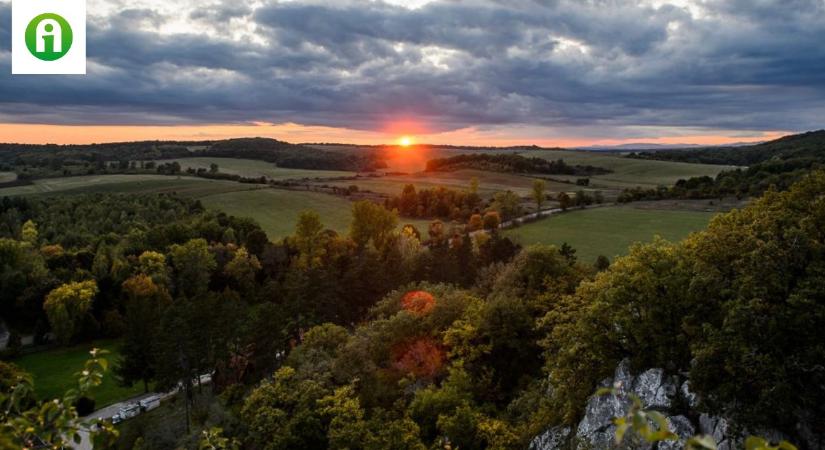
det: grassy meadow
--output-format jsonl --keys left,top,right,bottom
{"left": 0, "top": 175, "right": 262, "bottom": 198}
{"left": 323, "top": 169, "right": 573, "bottom": 196}
{"left": 504, "top": 205, "right": 717, "bottom": 263}
{"left": 0, "top": 174, "right": 432, "bottom": 240}
{"left": 162, "top": 157, "right": 356, "bottom": 180}
{"left": 199, "top": 188, "right": 432, "bottom": 239}
{"left": 530, "top": 149, "right": 739, "bottom": 189}
{"left": 13, "top": 340, "right": 145, "bottom": 408}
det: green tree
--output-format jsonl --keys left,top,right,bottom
{"left": 482, "top": 211, "right": 501, "bottom": 231}
{"left": 115, "top": 274, "right": 171, "bottom": 393}
{"left": 169, "top": 239, "right": 216, "bottom": 298}
{"left": 557, "top": 192, "right": 571, "bottom": 211}
{"left": 138, "top": 250, "right": 169, "bottom": 287}
{"left": 594, "top": 254, "right": 610, "bottom": 271}
{"left": 294, "top": 211, "right": 327, "bottom": 269}
{"left": 241, "top": 367, "right": 328, "bottom": 450}
{"left": 531, "top": 180, "right": 547, "bottom": 212}
{"left": 224, "top": 247, "right": 262, "bottom": 296}
{"left": 541, "top": 239, "right": 692, "bottom": 422}
{"left": 43, "top": 280, "right": 98, "bottom": 344}
{"left": 319, "top": 384, "right": 369, "bottom": 450}
{"left": 686, "top": 173, "right": 825, "bottom": 434}
{"left": 350, "top": 200, "right": 398, "bottom": 250}
{"left": 21, "top": 220, "right": 38, "bottom": 245}
{"left": 0, "top": 238, "right": 48, "bottom": 323}
{"left": 399, "top": 184, "right": 419, "bottom": 217}
{"left": 490, "top": 190, "right": 523, "bottom": 221}
{"left": 469, "top": 177, "right": 479, "bottom": 193}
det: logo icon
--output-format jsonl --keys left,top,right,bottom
{"left": 25, "top": 13, "right": 74, "bottom": 61}
{"left": 12, "top": 0, "right": 86, "bottom": 75}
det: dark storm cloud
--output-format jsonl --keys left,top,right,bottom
{"left": 1, "top": 0, "right": 824, "bottom": 134}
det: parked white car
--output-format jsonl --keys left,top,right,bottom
{"left": 139, "top": 395, "right": 161, "bottom": 412}
{"left": 111, "top": 403, "right": 141, "bottom": 424}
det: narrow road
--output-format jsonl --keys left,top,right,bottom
{"left": 74, "top": 392, "right": 169, "bottom": 450}
{"left": 73, "top": 374, "right": 212, "bottom": 450}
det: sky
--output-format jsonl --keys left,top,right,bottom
{"left": 0, "top": 0, "right": 823, "bottom": 146}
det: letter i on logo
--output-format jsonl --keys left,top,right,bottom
{"left": 12, "top": 0, "right": 86, "bottom": 74}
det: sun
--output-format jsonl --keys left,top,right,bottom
{"left": 398, "top": 136, "right": 413, "bottom": 147}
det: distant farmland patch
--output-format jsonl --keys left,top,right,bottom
{"left": 162, "top": 157, "right": 356, "bottom": 180}
{"left": 505, "top": 205, "right": 716, "bottom": 263}
{"left": 199, "top": 188, "right": 432, "bottom": 240}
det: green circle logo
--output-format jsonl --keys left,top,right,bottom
{"left": 25, "top": 13, "right": 73, "bottom": 61}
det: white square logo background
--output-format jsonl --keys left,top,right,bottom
{"left": 12, "top": 0, "right": 86, "bottom": 74}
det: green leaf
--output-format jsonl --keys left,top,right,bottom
{"left": 614, "top": 422, "right": 629, "bottom": 444}
{"left": 595, "top": 387, "right": 615, "bottom": 397}
{"left": 686, "top": 435, "right": 717, "bottom": 450}
{"left": 746, "top": 436, "right": 768, "bottom": 450}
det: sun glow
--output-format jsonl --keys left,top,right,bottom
{"left": 398, "top": 136, "right": 414, "bottom": 147}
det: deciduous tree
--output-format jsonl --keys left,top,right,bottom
{"left": 43, "top": 280, "right": 98, "bottom": 344}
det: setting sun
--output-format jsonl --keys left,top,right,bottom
{"left": 398, "top": 136, "right": 413, "bottom": 147}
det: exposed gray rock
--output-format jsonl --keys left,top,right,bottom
{"left": 632, "top": 369, "right": 676, "bottom": 410}
{"left": 614, "top": 358, "right": 634, "bottom": 393}
{"left": 679, "top": 381, "right": 698, "bottom": 409}
{"left": 581, "top": 426, "right": 618, "bottom": 450}
{"left": 529, "top": 426, "right": 571, "bottom": 450}
{"left": 532, "top": 360, "right": 799, "bottom": 450}
{"left": 576, "top": 392, "right": 627, "bottom": 445}
{"left": 658, "top": 416, "right": 696, "bottom": 450}
{"left": 699, "top": 414, "right": 732, "bottom": 450}
{"left": 576, "top": 362, "right": 634, "bottom": 441}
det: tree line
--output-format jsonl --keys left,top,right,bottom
{"left": 0, "top": 137, "right": 385, "bottom": 181}
{"left": 425, "top": 153, "right": 611, "bottom": 176}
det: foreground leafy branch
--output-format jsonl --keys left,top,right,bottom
{"left": 0, "top": 348, "right": 119, "bottom": 450}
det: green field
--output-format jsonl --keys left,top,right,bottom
{"left": 200, "top": 188, "right": 432, "bottom": 239}
{"left": 162, "top": 157, "right": 356, "bottom": 180}
{"left": 530, "top": 150, "right": 738, "bottom": 189}
{"left": 505, "top": 206, "right": 716, "bottom": 263}
{"left": 13, "top": 340, "right": 145, "bottom": 408}
{"left": 324, "top": 169, "right": 573, "bottom": 196}
{"left": 0, "top": 174, "right": 431, "bottom": 240}
{"left": 0, "top": 175, "right": 264, "bottom": 198}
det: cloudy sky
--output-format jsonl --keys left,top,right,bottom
{"left": 1, "top": 0, "right": 823, "bottom": 146}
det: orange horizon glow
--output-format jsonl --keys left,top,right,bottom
{"left": 0, "top": 122, "right": 789, "bottom": 148}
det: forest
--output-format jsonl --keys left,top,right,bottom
{"left": 1, "top": 166, "right": 824, "bottom": 448}
{"left": 425, "top": 154, "right": 610, "bottom": 176}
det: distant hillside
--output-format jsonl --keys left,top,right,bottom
{"left": 200, "top": 138, "right": 385, "bottom": 171}
{"left": 579, "top": 142, "right": 762, "bottom": 151}
{"left": 618, "top": 130, "right": 825, "bottom": 200}
{"left": 425, "top": 153, "right": 611, "bottom": 176}
{"left": 628, "top": 130, "right": 825, "bottom": 166}
{"left": 0, "top": 138, "right": 386, "bottom": 172}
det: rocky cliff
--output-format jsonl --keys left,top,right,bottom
{"left": 529, "top": 360, "right": 820, "bottom": 450}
